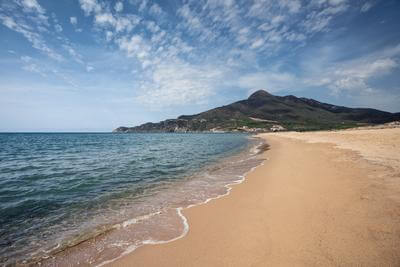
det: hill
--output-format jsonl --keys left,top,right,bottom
{"left": 113, "top": 90, "right": 400, "bottom": 133}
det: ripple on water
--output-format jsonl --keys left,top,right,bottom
{"left": 0, "top": 133, "right": 264, "bottom": 266}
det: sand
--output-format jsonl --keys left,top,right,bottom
{"left": 109, "top": 128, "right": 400, "bottom": 266}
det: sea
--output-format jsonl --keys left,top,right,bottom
{"left": 0, "top": 133, "right": 265, "bottom": 266}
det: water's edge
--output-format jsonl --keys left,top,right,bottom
{"left": 30, "top": 136, "right": 268, "bottom": 266}
{"left": 100, "top": 150, "right": 266, "bottom": 267}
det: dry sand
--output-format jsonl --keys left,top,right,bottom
{"left": 109, "top": 128, "right": 400, "bottom": 266}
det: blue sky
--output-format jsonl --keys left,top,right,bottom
{"left": 0, "top": 0, "right": 399, "bottom": 131}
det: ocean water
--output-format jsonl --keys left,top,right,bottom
{"left": 0, "top": 133, "right": 264, "bottom": 266}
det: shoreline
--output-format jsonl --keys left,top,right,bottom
{"left": 96, "top": 137, "right": 267, "bottom": 266}
{"left": 98, "top": 162, "right": 264, "bottom": 267}
{"left": 35, "top": 135, "right": 264, "bottom": 266}
{"left": 108, "top": 128, "right": 400, "bottom": 266}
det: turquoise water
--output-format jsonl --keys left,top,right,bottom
{"left": 0, "top": 133, "right": 262, "bottom": 265}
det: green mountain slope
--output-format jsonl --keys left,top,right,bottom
{"left": 114, "top": 90, "right": 400, "bottom": 132}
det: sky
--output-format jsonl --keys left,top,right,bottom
{"left": 0, "top": 0, "right": 399, "bottom": 132}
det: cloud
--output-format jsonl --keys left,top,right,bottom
{"left": 70, "top": 16, "right": 78, "bottom": 25}
{"left": 301, "top": 44, "right": 400, "bottom": 96}
{"left": 105, "top": 30, "right": 113, "bottom": 41}
{"left": 250, "top": 38, "right": 265, "bottom": 49}
{"left": 94, "top": 13, "right": 140, "bottom": 32}
{"left": 0, "top": 14, "right": 63, "bottom": 61}
{"left": 94, "top": 12, "right": 114, "bottom": 25}
{"left": 21, "top": 55, "right": 33, "bottom": 62}
{"left": 347, "top": 89, "right": 400, "bottom": 111}
{"left": 149, "top": 3, "right": 162, "bottom": 16}
{"left": 0, "top": 0, "right": 77, "bottom": 63}
{"left": 335, "top": 58, "right": 397, "bottom": 79}
{"left": 138, "top": 0, "right": 148, "bottom": 13}
{"left": 20, "top": 55, "right": 47, "bottom": 77}
{"left": 79, "top": 0, "right": 102, "bottom": 16}
{"left": 114, "top": 2, "right": 123, "bottom": 12}
{"left": 145, "top": 20, "right": 160, "bottom": 33}
{"left": 328, "top": 0, "right": 347, "bottom": 5}
{"left": 19, "top": 0, "right": 45, "bottom": 14}
{"left": 174, "top": 0, "right": 349, "bottom": 57}
{"left": 360, "top": 2, "right": 374, "bottom": 12}
{"left": 54, "top": 72, "right": 79, "bottom": 88}
{"left": 79, "top": 0, "right": 140, "bottom": 35}
{"left": 73, "top": 0, "right": 398, "bottom": 109}
{"left": 279, "top": 0, "right": 301, "bottom": 13}
{"left": 62, "top": 44, "right": 84, "bottom": 64}
{"left": 302, "top": 3, "right": 349, "bottom": 33}
{"left": 116, "top": 35, "right": 151, "bottom": 59}
{"left": 238, "top": 72, "right": 297, "bottom": 93}
{"left": 238, "top": 43, "right": 400, "bottom": 98}
{"left": 135, "top": 62, "right": 224, "bottom": 106}
{"left": 22, "top": 63, "right": 46, "bottom": 76}
{"left": 86, "top": 65, "right": 94, "bottom": 72}
{"left": 177, "top": 4, "right": 216, "bottom": 42}
{"left": 329, "top": 58, "right": 398, "bottom": 93}
{"left": 54, "top": 24, "right": 62, "bottom": 32}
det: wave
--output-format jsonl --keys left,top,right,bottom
{"left": 20, "top": 136, "right": 267, "bottom": 266}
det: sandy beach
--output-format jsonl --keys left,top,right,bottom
{"left": 109, "top": 127, "right": 400, "bottom": 266}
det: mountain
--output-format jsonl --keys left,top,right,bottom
{"left": 113, "top": 90, "right": 400, "bottom": 133}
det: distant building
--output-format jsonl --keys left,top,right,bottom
{"left": 270, "top": 125, "right": 286, "bottom": 132}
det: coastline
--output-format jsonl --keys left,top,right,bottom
{"left": 33, "top": 134, "right": 263, "bottom": 266}
{"left": 94, "top": 136, "right": 267, "bottom": 266}
{"left": 108, "top": 128, "right": 400, "bottom": 266}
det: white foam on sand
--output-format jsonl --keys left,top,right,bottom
{"left": 96, "top": 146, "right": 266, "bottom": 267}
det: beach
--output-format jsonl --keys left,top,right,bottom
{"left": 109, "top": 127, "right": 400, "bottom": 266}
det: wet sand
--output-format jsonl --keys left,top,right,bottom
{"left": 109, "top": 128, "right": 400, "bottom": 266}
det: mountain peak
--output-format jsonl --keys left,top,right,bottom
{"left": 248, "top": 90, "right": 272, "bottom": 100}
{"left": 114, "top": 90, "right": 400, "bottom": 133}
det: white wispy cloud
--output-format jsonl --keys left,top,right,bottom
{"left": 279, "top": 0, "right": 301, "bottom": 13}
{"left": 145, "top": 20, "right": 160, "bottom": 33}
{"left": 328, "top": 0, "right": 347, "bottom": 6}
{"left": 73, "top": 0, "right": 398, "bottom": 109}
{"left": 250, "top": 38, "right": 265, "bottom": 49}
{"left": 301, "top": 44, "right": 400, "bottom": 95}
{"left": 149, "top": 3, "right": 162, "bottom": 16}
{"left": 22, "top": 63, "right": 46, "bottom": 77}
{"left": 177, "top": 4, "right": 216, "bottom": 42}
{"left": 70, "top": 16, "right": 77, "bottom": 25}
{"left": 62, "top": 44, "right": 84, "bottom": 64}
{"left": 0, "top": 14, "right": 63, "bottom": 61}
{"left": 360, "top": 2, "right": 374, "bottom": 12}
{"left": 86, "top": 65, "right": 94, "bottom": 72}
{"left": 115, "top": 0, "right": 354, "bottom": 106}
{"left": 0, "top": 0, "right": 96, "bottom": 89}
{"left": 78, "top": 0, "right": 140, "bottom": 37}
{"left": 135, "top": 62, "right": 224, "bottom": 107}
{"left": 51, "top": 69, "right": 79, "bottom": 88}
{"left": 54, "top": 24, "right": 62, "bottom": 32}
{"left": 116, "top": 35, "right": 151, "bottom": 60}
{"left": 238, "top": 71, "right": 297, "bottom": 94}
{"left": 94, "top": 13, "right": 140, "bottom": 33}
{"left": 20, "top": 55, "right": 46, "bottom": 77}
{"left": 238, "top": 42, "right": 400, "bottom": 98}
{"left": 79, "top": 0, "right": 102, "bottom": 16}
{"left": 329, "top": 58, "right": 398, "bottom": 94}
{"left": 302, "top": 2, "right": 349, "bottom": 33}
{"left": 105, "top": 30, "right": 113, "bottom": 41}
{"left": 138, "top": 0, "right": 148, "bottom": 13}
{"left": 19, "top": 0, "right": 45, "bottom": 14}
{"left": 114, "top": 2, "right": 123, "bottom": 12}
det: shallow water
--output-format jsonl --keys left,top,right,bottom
{"left": 0, "top": 133, "right": 263, "bottom": 265}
